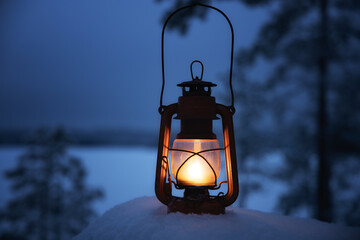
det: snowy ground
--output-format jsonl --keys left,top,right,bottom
{"left": 74, "top": 196, "right": 360, "bottom": 240}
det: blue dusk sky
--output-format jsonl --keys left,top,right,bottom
{"left": 0, "top": 0, "right": 266, "bottom": 132}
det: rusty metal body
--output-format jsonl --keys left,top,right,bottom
{"left": 155, "top": 100, "right": 239, "bottom": 214}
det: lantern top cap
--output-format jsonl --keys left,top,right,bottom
{"left": 177, "top": 78, "right": 217, "bottom": 88}
{"left": 177, "top": 78, "right": 216, "bottom": 97}
{"left": 177, "top": 60, "right": 217, "bottom": 96}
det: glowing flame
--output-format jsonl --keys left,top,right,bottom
{"left": 171, "top": 139, "right": 220, "bottom": 187}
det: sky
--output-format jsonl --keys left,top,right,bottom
{"left": 0, "top": 0, "right": 267, "bottom": 132}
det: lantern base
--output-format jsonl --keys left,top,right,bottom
{"left": 167, "top": 188, "right": 225, "bottom": 215}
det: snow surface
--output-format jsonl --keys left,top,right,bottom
{"left": 74, "top": 197, "right": 360, "bottom": 240}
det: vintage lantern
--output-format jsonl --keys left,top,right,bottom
{"left": 155, "top": 4, "right": 238, "bottom": 214}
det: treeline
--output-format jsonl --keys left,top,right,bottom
{"left": 0, "top": 128, "right": 158, "bottom": 147}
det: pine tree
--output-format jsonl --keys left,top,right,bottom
{"left": 0, "top": 128, "right": 104, "bottom": 240}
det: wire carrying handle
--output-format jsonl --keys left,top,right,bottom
{"left": 159, "top": 3, "right": 235, "bottom": 114}
{"left": 190, "top": 60, "right": 204, "bottom": 80}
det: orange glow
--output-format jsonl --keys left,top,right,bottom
{"left": 171, "top": 139, "right": 220, "bottom": 187}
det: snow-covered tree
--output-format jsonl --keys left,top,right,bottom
{"left": 0, "top": 128, "right": 104, "bottom": 240}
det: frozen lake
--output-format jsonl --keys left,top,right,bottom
{"left": 0, "top": 146, "right": 286, "bottom": 216}
{"left": 0, "top": 146, "right": 157, "bottom": 215}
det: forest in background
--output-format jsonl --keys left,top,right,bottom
{"left": 0, "top": 128, "right": 104, "bottom": 239}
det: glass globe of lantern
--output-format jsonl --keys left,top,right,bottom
{"left": 171, "top": 138, "right": 221, "bottom": 187}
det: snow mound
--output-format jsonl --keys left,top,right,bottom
{"left": 74, "top": 197, "right": 360, "bottom": 240}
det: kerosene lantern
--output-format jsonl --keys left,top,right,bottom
{"left": 155, "top": 3, "right": 238, "bottom": 214}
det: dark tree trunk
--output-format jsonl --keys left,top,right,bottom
{"left": 238, "top": 112, "right": 250, "bottom": 208}
{"left": 238, "top": 144, "right": 248, "bottom": 208}
{"left": 316, "top": 0, "right": 332, "bottom": 222}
